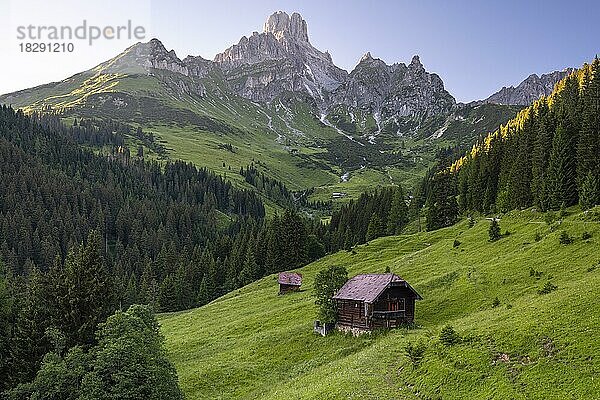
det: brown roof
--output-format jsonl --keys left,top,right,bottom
{"left": 278, "top": 272, "right": 302, "bottom": 286}
{"left": 332, "top": 273, "right": 422, "bottom": 303}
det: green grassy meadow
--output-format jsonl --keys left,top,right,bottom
{"left": 159, "top": 207, "right": 600, "bottom": 399}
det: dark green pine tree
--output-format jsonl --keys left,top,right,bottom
{"left": 506, "top": 120, "right": 534, "bottom": 208}
{"left": 306, "top": 234, "right": 325, "bottom": 263}
{"left": 197, "top": 274, "right": 215, "bottom": 306}
{"left": 158, "top": 274, "right": 179, "bottom": 312}
{"left": 60, "top": 231, "right": 115, "bottom": 347}
{"left": 577, "top": 59, "right": 600, "bottom": 191}
{"left": 124, "top": 273, "right": 138, "bottom": 308}
{"left": 10, "top": 267, "right": 52, "bottom": 384}
{"left": 0, "top": 260, "right": 14, "bottom": 392}
{"left": 579, "top": 172, "right": 599, "bottom": 210}
{"left": 425, "top": 172, "right": 459, "bottom": 231}
{"left": 139, "top": 261, "right": 159, "bottom": 309}
{"left": 279, "top": 210, "right": 308, "bottom": 270}
{"left": 387, "top": 186, "right": 409, "bottom": 235}
{"left": 196, "top": 250, "right": 217, "bottom": 305}
{"left": 547, "top": 124, "right": 578, "bottom": 209}
{"left": 265, "top": 214, "right": 283, "bottom": 274}
{"left": 238, "top": 245, "right": 258, "bottom": 287}
{"left": 366, "top": 214, "right": 384, "bottom": 241}
{"left": 488, "top": 219, "right": 501, "bottom": 242}
{"left": 531, "top": 101, "right": 554, "bottom": 210}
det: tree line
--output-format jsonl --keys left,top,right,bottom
{"left": 239, "top": 164, "right": 330, "bottom": 211}
{"left": 425, "top": 58, "right": 600, "bottom": 229}
{"left": 327, "top": 186, "right": 409, "bottom": 250}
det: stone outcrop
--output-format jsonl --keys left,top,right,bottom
{"left": 332, "top": 53, "right": 455, "bottom": 118}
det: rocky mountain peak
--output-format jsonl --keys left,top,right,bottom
{"left": 94, "top": 38, "right": 189, "bottom": 76}
{"left": 409, "top": 55, "right": 424, "bottom": 71}
{"left": 360, "top": 52, "right": 374, "bottom": 63}
{"left": 263, "top": 11, "right": 309, "bottom": 43}
{"left": 213, "top": 11, "right": 346, "bottom": 103}
{"left": 332, "top": 53, "right": 455, "bottom": 121}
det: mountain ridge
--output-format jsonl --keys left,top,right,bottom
{"left": 476, "top": 68, "right": 575, "bottom": 106}
{"left": 0, "top": 11, "right": 545, "bottom": 198}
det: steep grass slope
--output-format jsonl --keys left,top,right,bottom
{"left": 144, "top": 208, "right": 600, "bottom": 399}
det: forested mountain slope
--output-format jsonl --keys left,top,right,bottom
{"left": 423, "top": 58, "right": 600, "bottom": 231}
{"left": 454, "top": 58, "right": 599, "bottom": 213}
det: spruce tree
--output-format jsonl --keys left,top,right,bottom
{"left": 158, "top": 274, "right": 179, "bottom": 312}
{"left": 197, "top": 256, "right": 217, "bottom": 305}
{"left": 579, "top": 172, "right": 599, "bottom": 210}
{"left": 425, "top": 172, "right": 459, "bottom": 230}
{"left": 366, "top": 214, "right": 384, "bottom": 241}
{"left": 139, "top": 261, "right": 159, "bottom": 309}
{"left": 60, "top": 231, "right": 115, "bottom": 347}
{"left": 547, "top": 124, "right": 578, "bottom": 209}
{"left": 238, "top": 246, "right": 258, "bottom": 286}
{"left": 265, "top": 214, "right": 282, "bottom": 274}
{"left": 578, "top": 59, "right": 600, "bottom": 187}
{"left": 0, "top": 261, "right": 13, "bottom": 392}
{"left": 488, "top": 219, "right": 501, "bottom": 242}
{"left": 531, "top": 102, "right": 554, "bottom": 210}
{"left": 10, "top": 268, "right": 52, "bottom": 384}
{"left": 124, "top": 274, "right": 138, "bottom": 308}
{"left": 387, "top": 186, "right": 409, "bottom": 235}
{"left": 279, "top": 210, "right": 308, "bottom": 270}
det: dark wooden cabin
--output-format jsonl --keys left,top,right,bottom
{"left": 333, "top": 273, "right": 422, "bottom": 332}
{"left": 278, "top": 272, "right": 302, "bottom": 294}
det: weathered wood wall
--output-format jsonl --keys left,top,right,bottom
{"left": 279, "top": 283, "right": 300, "bottom": 294}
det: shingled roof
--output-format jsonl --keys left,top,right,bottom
{"left": 278, "top": 272, "right": 302, "bottom": 286}
{"left": 332, "top": 273, "right": 422, "bottom": 303}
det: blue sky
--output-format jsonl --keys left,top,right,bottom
{"left": 1, "top": 0, "right": 598, "bottom": 101}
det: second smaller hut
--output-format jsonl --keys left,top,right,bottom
{"left": 278, "top": 272, "right": 303, "bottom": 294}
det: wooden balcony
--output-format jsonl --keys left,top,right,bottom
{"left": 372, "top": 310, "right": 406, "bottom": 319}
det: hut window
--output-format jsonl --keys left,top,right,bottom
{"left": 398, "top": 298, "right": 406, "bottom": 311}
{"left": 387, "top": 298, "right": 406, "bottom": 311}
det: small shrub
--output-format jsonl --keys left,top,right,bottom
{"left": 534, "top": 232, "right": 543, "bottom": 242}
{"left": 492, "top": 297, "right": 501, "bottom": 308}
{"left": 559, "top": 231, "right": 573, "bottom": 245}
{"left": 453, "top": 239, "right": 461, "bottom": 248}
{"left": 529, "top": 267, "right": 543, "bottom": 279}
{"left": 506, "top": 303, "right": 513, "bottom": 309}
{"left": 405, "top": 340, "right": 427, "bottom": 367}
{"left": 488, "top": 219, "right": 501, "bottom": 242}
{"left": 468, "top": 216, "right": 476, "bottom": 228}
{"left": 582, "top": 231, "right": 592, "bottom": 240}
{"left": 544, "top": 212, "right": 556, "bottom": 226}
{"left": 538, "top": 281, "right": 558, "bottom": 295}
{"left": 559, "top": 207, "right": 569, "bottom": 218}
{"left": 439, "top": 325, "right": 460, "bottom": 346}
